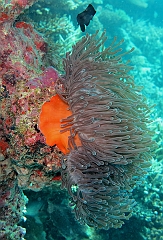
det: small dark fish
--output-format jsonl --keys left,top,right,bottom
{"left": 77, "top": 4, "right": 96, "bottom": 32}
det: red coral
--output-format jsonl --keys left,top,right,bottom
{"left": 51, "top": 175, "right": 61, "bottom": 181}
{"left": 0, "top": 140, "right": 9, "bottom": 154}
{"left": 35, "top": 169, "right": 43, "bottom": 177}
{"left": 0, "top": 13, "right": 9, "bottom": 22}
{"left": 15, "top": 21, "right": 32, "bottom": 30}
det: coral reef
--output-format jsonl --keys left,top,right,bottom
{"left": 120, "top": 18, "right": 163, "bottom": 119}
{"left": 0, "top": 0, "right": 162, "bottom": 239}
{"left": 98, "top": 4, "right": 130, "bottom": 33}
{"left": 141, "top": 117, "right": 163, "bottom": 239}
{"left": 124, "top": 19, "right": 163, "bottom": 63}
{"left": 0, "top": 1, "right": 63, "bottom": 239}
{"left": 0, "top": 139, "right": 27, "bottom": 239}
{"left": 0, "top": 0, "right": 37, "bottom": 23}
{"left": 127, "top": 0, "right": 148, "bottom": 8}
{"left": 16, "top": 0, "right": 82, "bottom": 71}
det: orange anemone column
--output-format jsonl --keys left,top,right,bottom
{"left": 39, "top": 94, "right": 81, "bottom": 154}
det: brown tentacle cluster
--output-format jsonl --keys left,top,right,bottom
{"left": 56, "top": 31, "right": 155, "bottom": 229}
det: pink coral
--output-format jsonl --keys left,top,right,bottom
{"left": 27, "top": 66, "right": 59, "bottom": 89}
{"left": 11, "top": 0, "right": 29, "bottom": 7}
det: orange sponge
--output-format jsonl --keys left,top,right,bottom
{"left": 39, "top": 94, "right": 81, "bottom": 154}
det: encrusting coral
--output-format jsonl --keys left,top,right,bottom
{"left": 39, "top": 31, "right": 156, "bottom": 229}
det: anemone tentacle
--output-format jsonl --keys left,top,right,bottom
{"left": 56, "top": 31, "right": 155, "bottom": 229}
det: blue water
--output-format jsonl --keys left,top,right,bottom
{"left": 20, "top": 1, "right": 163, "bottom": 239}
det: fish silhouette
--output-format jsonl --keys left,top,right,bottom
{"left": 77, "top": 4, "right": 96, "bottom": 32}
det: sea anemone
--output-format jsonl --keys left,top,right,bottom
{"left": 39, "top": 31, "right": 155, "bottom": 229}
